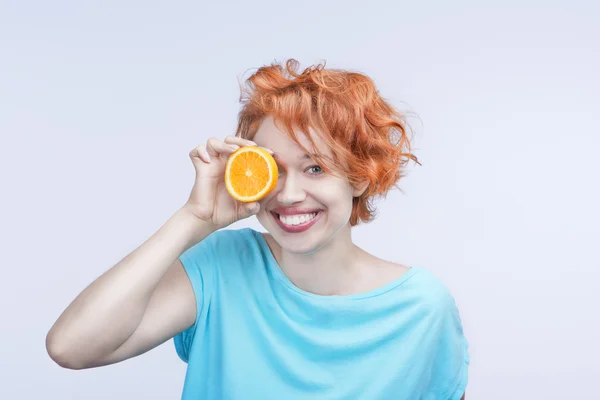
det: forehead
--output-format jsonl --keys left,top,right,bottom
{"left": 252, "top": 116, "right": 330, "bottom": 157}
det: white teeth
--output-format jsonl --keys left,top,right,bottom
{"left": 279, "top": 212, "right": 317, "bottom": 226}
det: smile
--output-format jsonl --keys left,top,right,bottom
{"left": 270, "top": 211, "right": 323, "bottom": 233}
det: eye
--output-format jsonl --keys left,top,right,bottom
{"left": 307, "top": 165, "right": 324, "bottom": 175}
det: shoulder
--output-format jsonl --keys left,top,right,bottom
{"left": 402, "top": 267, "right": 459, "bottom": 314}
{"left": 179, "top": 227, "right": 269, "bottom": 293}
{"left": 180, "top": 227, "right": 261, "bottom": 274}
{"left": 410, "top": 267, "right": 453, "bottom": 295}
{"left": 411, "top": 269, "right": 469, "bottom": 397}
{"left": 185, "top": 227, "right": 257, "bottom": 255}
{"left": 205, "top": 226, "right": 256, "bottom": 244}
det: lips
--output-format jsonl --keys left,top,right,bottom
{"left": 270, "top": 210, "right": 323, "bottom": 233}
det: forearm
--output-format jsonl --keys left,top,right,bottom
{"left": 46, "top": 208, "right": 214, "bottom": 365}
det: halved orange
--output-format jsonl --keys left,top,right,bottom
{"left": 225, "top": 146, "right": 278, "bottom": 202}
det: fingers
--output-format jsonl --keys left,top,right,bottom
{"left": 224, "top": 136, "right": 274, "bottom": 155}
{"left": 259, "top": 146, "right": 274, "bottom": 155}
{"left": 189, "top": 144, "right": 215, "bottom": 164}
{"left": 224, "top": 136, "right": 257, "bottom": 147}
{"left": 190, "top": 136, "right": 274, "bottom": 165}
{"left": 206, "top": 137, "right": 240, "bottom": 158}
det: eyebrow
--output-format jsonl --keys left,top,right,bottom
{"left": 272, "top": 153, "right": 331, "bottom": 162}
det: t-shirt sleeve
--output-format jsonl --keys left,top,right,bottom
{"left": 429, "top": 291, "right": 470, "bottom": 399}
{"left": 173, "top": 229, "right": 221, "bottom": 363}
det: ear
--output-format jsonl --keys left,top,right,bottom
{"left": 352, "top": 180, "right": 369, "bottom": 198}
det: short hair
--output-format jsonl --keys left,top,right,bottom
{"left": 235, "top": 59, "right": 420, "bottom": 226}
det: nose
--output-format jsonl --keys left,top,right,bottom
{"left": 276, "top": 173, "right": 306, "bottom": 205}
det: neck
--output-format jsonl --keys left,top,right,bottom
{"left": 275, "top": 224, "right": 367, "bottom": 296}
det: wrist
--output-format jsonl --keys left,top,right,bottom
{"left": 173, "top": 207, "right": 217, "bottom": 248}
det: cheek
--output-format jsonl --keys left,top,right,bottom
{"left": 312, "top": 191, "right": 354, "bottom": 217}
{"left": 257, "top": 177, "right": 353, "bottom": 210}
{"left": 316, "top": 182, "right": 354, "bottom": 205}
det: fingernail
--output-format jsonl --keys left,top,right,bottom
{"left": 204, "top": 151, "right": 211, "bottom": 161}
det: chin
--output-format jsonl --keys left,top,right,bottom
{"left": 281, "top": 241, "right": 323, "bottom": 256}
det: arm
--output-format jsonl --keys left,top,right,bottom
{"left": 45, "top": 208, "right": 215, "bottom": 369}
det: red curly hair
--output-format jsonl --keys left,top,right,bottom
{"left": 235, "top": 59, "right": 421, "bottom": 226}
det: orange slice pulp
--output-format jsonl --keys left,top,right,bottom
{"left": 225, "top": 146, "right": 278, "bottom": 203}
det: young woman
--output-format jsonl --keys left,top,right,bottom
{"left": 46, "top": 59, "right": 469, "bottom": 399}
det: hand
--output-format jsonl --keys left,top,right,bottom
{"left": 182, "top": 136, "right": 273, "bottom": 230}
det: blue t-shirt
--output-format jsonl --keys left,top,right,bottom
{"left": 173, "top": 228, "right": 469, "bottom": 399}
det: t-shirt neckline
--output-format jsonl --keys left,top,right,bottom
{"left": 250, "top": 228, "right": 420, "bottom": 301}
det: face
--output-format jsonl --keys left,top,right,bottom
{"left": 253, "top": 116, "right": 366, "bottom": 255}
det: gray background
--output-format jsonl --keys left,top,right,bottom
{"left": 1, "top": 0, "right": 598, "bottom": 399}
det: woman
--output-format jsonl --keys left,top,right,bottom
{"left": 46, "top": 59, "right": 469, "bottom": 399}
